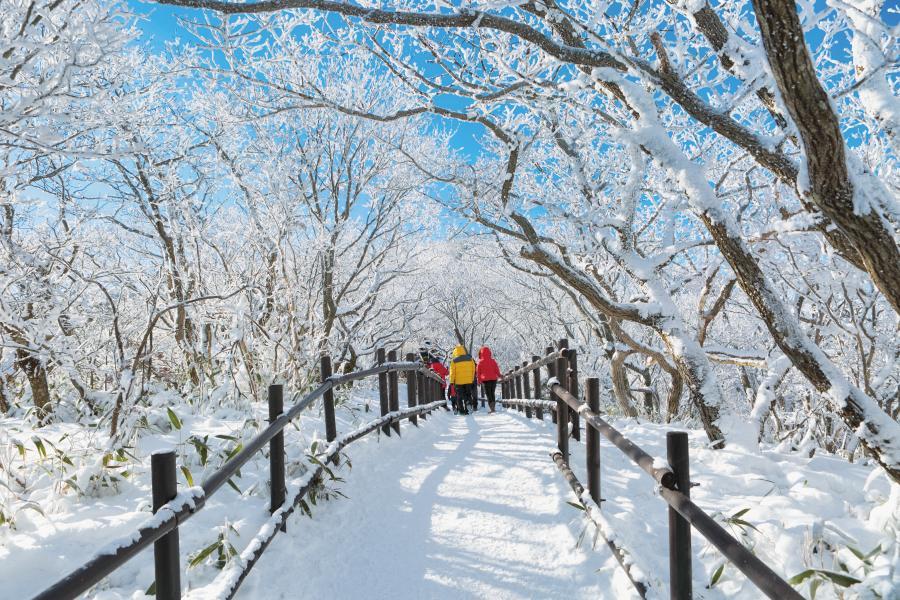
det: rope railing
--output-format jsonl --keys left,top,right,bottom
{"left": 32, "top": 357, "right": 447, "bottom": 600}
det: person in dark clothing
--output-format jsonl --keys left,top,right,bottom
{"left": 476, "top": 346, "right": 502, "bottom": 413}
{"left": 449, "top": 344, "right": 476, "bottom": 415}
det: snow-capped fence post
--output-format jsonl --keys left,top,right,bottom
{"left": 514, "top": 368, "right": 523, "bottom": 412}
{"left": 151, "top": 451, "right": 181, "bottom": 600}
{"left": 388, "top": 350, "right": 400, "bottom": 435}
{"left": 555, "top": 343, "right": 570, "bottom": 465}
{"left": 546, "top": 346, "right": 557, "bottom": 424}
{"left": 417, "top": 370, "right": 427, "bottom": 420}
{"left": 320, "top": 356, "right": 338, "bottom": 465}
{"left": 377, "top": 348, "right": 390, "bottom": 436}
{"left": 522, "top": 361, "right": 533, "bottom": 418}
{"left": 501, "top": 378, "right": 508, "bottom": 407}
{"left": 667, "top": 431, "right": 692, "bottom": 600}
{"left": 568, "top": 348, "right": 580, "bottom": 442}
{"left": 586, "top": 378, "right": 601, "bottom": 505}
{"left": 532, "top": 356, "right": 543, "bottom": 420}
{"left": 268, "top": 384, "right": 287, "bottom": 528}
{"left": 405, "top": 353, "right": 418, "bottom": 426}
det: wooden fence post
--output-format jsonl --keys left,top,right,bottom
{"left": 569, "top": 347, "right": 580, "bottom": 441}
{"left": 320, "top": 356, "right": 337, "bottom": 466}
{"left": 546, "top": 346, "right": 557, "bottom": 424}
{"left": 377, "top": 348, "right": 390, "bottom": 436}
{"left": 268, "top": 384, "right": 286, "bottom": 528}
{"left": 151, "top": 451, "right": 181, "bottom": 600}
{"left": 417, "top": 370, "right": 427, "bottom": 420}
{"left": 668, "top": 431, "right": 693, "bottom": 600}
{"left": 522, "top": 360, "right": 532, "bottom": 419}
{"left": 514, "top": 370, "right": 522, "bottom": 412}
{"left": 555, "top": 343, "right": 569, "bottom": 464}
{"left": 388, "top": 350, "right": 400, "bottom": 435}
{"left": 531, "top": 355, "right": 543, "bottom": 420}
{"left": 406, "top": 353, "right": 418, "bottom": 426}
{"left": 586, "top": 378, "right": 601, "bottom": 505}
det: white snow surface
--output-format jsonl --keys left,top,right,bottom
{"left": 2, "top": 400, "right": 898, "bottom": 599}
{"left": 235, "top": 409, "right": 630, "bottom": 600}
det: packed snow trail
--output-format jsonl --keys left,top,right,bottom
{"left": 235, "top": 409, "right": 637, "bottom": 599}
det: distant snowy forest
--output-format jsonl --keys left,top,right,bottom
{"left": 1, "top": 0, "right": 898, "bottom": 598}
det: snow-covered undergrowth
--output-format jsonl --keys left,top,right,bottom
{"left": 555, "top": 416, "right": 899, "bottom": 600}
{"left": 0, "top": 385, "right": 391, "bottom": 599}
{"left": 1, "top": 393, "right": 897, "bottom": 599}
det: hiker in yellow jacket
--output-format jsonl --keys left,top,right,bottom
{"left": 449, "top": 344, "right": 477, "bottom": 415}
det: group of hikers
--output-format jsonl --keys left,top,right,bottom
{"left": 420, "top": 344, "right": 502, "bottom": 415}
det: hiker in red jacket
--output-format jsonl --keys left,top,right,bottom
{"left": 476, "top": 346, "right": 502, "bottom": 413}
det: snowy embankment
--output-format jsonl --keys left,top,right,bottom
{"left": 1, "top": 394, "right": 898, "bottom": 599}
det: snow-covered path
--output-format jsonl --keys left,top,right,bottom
{"left": 237, "top": 409, "right": 634, "bottom": 599}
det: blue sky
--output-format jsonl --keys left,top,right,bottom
{"left": 128, "top": 0, "right": 896, "bottom": 157}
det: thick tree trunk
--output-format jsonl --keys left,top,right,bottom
{"left": 610, "top": 350, "right": 639, "bottom": 417}
{"left": 17, "top": 348, "right": 52, "bottom": 424}
{"left": 701, "top": 214, "right": 900, "bottom": 482}
{"left": 5, "top": 326, "right": 52, "bottom": 424}
{"left": 751, "top": 0, "right": 900, "bottom": 315}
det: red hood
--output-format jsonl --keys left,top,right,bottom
{"left": 479, "top": 347, "right": 493, "bottom": 360}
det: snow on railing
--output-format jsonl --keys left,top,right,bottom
{"left": 503, "top": 338, "right": 802, "bottom": 600}
{"left": 32, "top": 357, "right": 447, "bottom": 600}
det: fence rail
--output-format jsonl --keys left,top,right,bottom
{"left": 32, "top": 357, "right": 446, "bottom": 600}
{"left": 500, "top": 338, "right": 803, "bottom": 600}
{"left": 28, "top": 337, "right": 807, "bottom": 600}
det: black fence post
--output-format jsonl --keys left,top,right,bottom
{"left": 388, "top": 350, "right": 400, "bottom": 435}
{"left": 268, "top": 384, "right": 286, "bottom": 529}
{"left": 321, "top": 356, "right": 337, "bottom": 466}
{"left": 406, "top": 353, "right": 418, "bottom": 426}
{"left": 546, "top": 345, "right": 557, "bottom": 424}
{"left": 586, "top": 378, "right": 601, "bottom": 505}
{"left": 151, "top": 451, "right": 181, "bottom": 600}
{"left": 377, "top": 348, "right": 390, "bottom": 436}
{"left": 569, "top": 348, "right": 580, "bottom": 441}
{"left": 514, "top": 370, "right": 522, "bottom": 412}
{"left": 417, "top": 371, "right": 427, "bottom": 420}
{"left": 555, "top": 344, "right": 569, "bottom": 464}
{"left": 531, "top": 355, "right": 543, "bottom": 420}
{"left": 668, "top": 431, "right": 693, "bottom": 600}
{"left": 523, "top": 361, "right": 532, "bottom": 419}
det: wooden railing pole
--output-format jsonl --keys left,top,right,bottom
{"left": 268, "top": 384, "right": 287, "bottom": 526}
{"left": 416, "top": 370, "right": 427, "bottom": 420}
{"left": 514, "top": 370, "right": 523, "bottom": 412}
{"left": 569, "top": 347, "right": 580, "bottom": 441}
{"left": 668, "top": 431, "right": 693, "bottom": 600}
{"left": 151, "top": 451, "right": 181, "bottom": 600}
{"left": 522, "top": 360, "right": 532, "bottom": 418}
{"left": 546, "top": 345, "right": 557, "bottom": 424}
{"left": 531, "top": 355, "right": 543, "bottom": 420}
{"left": 377, "top": 348, "right": 390, "bottom": 436}
{"left": 388, "top": 350, "right": 400, "bottom": 435}
{"left": 405, "top": 353, "right": 418, "bottom": 427}
{"left": 586, "top": 378, "right": 601, "bottom": 505}
{"left": 320, "top": 357, "right": 337, "bottom": 465}
{"left": 555, "top": 342, "right": 569, "bottom": 464}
